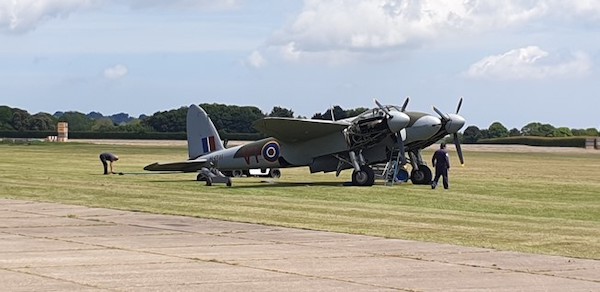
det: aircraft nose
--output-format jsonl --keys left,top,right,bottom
{"left": 387, "top": 112, "right": 410, "bottom": 133}
{"left": 446, "top": 114, "right": 466, "bottom": 133}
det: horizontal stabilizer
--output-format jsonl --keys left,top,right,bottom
{"left": 143, "top": 159, "right": 209, "bottom": 172}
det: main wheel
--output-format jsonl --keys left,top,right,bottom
{"left": 410, "top": 165, "right": 432, "bottom": 185}
{"left": 232, "top": 170, "right": 243, "bottom": 177}
{"left": 352, "top": 165, "right": 375, "bottom": 186}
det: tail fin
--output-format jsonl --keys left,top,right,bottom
{"left": 187, "top": 104, "right": 224, "bottom": 159}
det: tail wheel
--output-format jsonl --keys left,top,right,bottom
{"left": 410, "top": 165, "right": 432, "bottom": 185}
{"left": 352, "top": 165, "right": 375, "bottom": 186}
{"left": 269, "top": 169, "right": 281, "bottom": 179}
{"left": 396, "top": 168, "right": 409, "bottom": 182}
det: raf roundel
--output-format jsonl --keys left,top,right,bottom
{"left": 261, "top": 141, "right": 280, "bottom": 163}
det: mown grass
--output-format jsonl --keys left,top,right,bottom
{"left": 1, "top": 142, "right": 599, "bottom": 259}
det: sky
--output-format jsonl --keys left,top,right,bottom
{"left": 1, "top": 0, "right": 599, "bottom": 129}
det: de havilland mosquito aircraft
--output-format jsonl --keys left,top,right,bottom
{"left": 144, "top": 98, "right": 466, "bottom": 187}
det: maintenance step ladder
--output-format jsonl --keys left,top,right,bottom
{"left": 373, "top": 147, "right": 407, "bottom": 186}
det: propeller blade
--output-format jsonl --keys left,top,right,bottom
{"left": 433, "top": 106, "right": 446, "bottom": 120}
{"left": 401, "top": 96, "right": 410, "bottom": 112}
{"left": 374, "top": 99, "right": 390, "bottom": 116}
{"left": 453, "top": 133, "right": 464, "bottom": 166}
{"left": 456, "top": 97, "right": 463, "bottom": 114}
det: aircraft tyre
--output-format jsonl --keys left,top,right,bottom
{"left": 232, "top": 170, "right": 243, "bottom": 177}
{"left": 269, "top": 169, "right": 282, "bottom": 179}
{"left": 352, "top": 165, "right": 375, "bottom": 186}
{"left": 410, "top": 165, "right": 432, "bottom": 185}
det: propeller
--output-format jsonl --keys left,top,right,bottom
{"left": 374, "top": 99, "right": 391, "bottom": 117}
{"left": 433, "top": 98, "right": 466, "bottom": 166}
{"left": 456, "top": 96, "right": 463, "bottom": 114}
{"left": 373, "top": 99, "right": 410, "bottom": 133}
{"left": 401, "top": 96, "right": 410, "bottom": 112}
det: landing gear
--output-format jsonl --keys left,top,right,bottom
{"left": 197, "top": 168, "right": 232, "bottom": 187}
{"left": 269, "top": 169, "right": 282, "bottom": 179}
{"left": 410, "top": 164, "right": 432, "bottom": 185}
{"left": 352, "top": 165, "right": 375, "bottom": 186}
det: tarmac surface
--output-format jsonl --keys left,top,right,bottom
{"left": 1, "top": 199, "right": 599, "bottom": 291}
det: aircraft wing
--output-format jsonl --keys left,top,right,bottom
{"left": 144, "top": 158, "right": 209, "bottom": 172}
{"left": 254, "top": 117, "right": 350, "bottom": 143}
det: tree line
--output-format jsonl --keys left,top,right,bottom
{"left": 463, "top": 122, "right": 599, "bottom": 143}
{"left": 1, "top": 104, "right": 598, "bottom": 141}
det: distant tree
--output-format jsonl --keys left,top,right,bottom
{"left": 11, "top": 109, "right": 32, "bottom": 131}
{"left": 91, "top": 118, "right": 116, "bottom": 132}
{"left": 29, "top": 113, "right": 57, "bottom": 131}
{"left": 312, "top": 105, "right": 346, "bottom": 120}
{"left": 142, "top": 107, "right": 188, "bottom": 132}
{"left": 200, "top": 103, "right": 265, "bottom": 133}
{"left": 552, "top": 127, "right": 573, "bottom": 137}
{"left": 462, "top": 125, "right": 482, "bottom": 143}
{"left": 587, "top": 128, "right": 600, "bottom": 136}
{"left": 118, "top": 119, "right": 152, "bottom": 133}
{"left": 521, "top": 122, "right": 555, "bottom": 137}
{"left": 539, "top": 123, "right": 556, "bottom": 137}
{"left": 509, "top": 128, "right": 521, "bottom": 137}
{"left": 345, "top": 107, "right": 370, "bottom": 118}
{"left": 86, "top": 111, "right": 104, "bottom": 120}
{"left": 480, "top": 129, "right": 490, "bottom": 139}
{"left": 268, "top": 106, "right": 294, "bottom": 118}
{"left": 488, "top": 122, "right": 509, "bottom": 138}
{"left": 572, "top": 128, "right": 600, "bottom": 136}
{"left": 0, "top": 106, "right": 15, "bottom": 130}
{"left": 571, "top": 129, "right": 586, "bottom": 136}
{"left": 110, "top": 113, "right": 134, "bottom": 125}
{"left": 58, "top": 111, "right": 94, "bottom": 131}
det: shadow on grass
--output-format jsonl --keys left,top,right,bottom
{"left": 144, "top": 179, "right": 353, "bottom": 188}
{"left": 228, "top": 181, "right": 353, "bottom": 188}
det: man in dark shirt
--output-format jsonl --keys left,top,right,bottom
{"left": 431, "top": 143, "right": 450, "bottom": 189}
{"left": 99, "top": 152, "right": 119, "bottom": 175}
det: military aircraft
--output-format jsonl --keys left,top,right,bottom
{"left": 144, "top": 99, "right": 464, "bottom": 186}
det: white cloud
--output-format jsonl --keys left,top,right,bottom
{"left": 104, "top": 64, "right": 128, "bottom": 80}
{"left": 267, "top": 0, "right": 600, "bottom": 60}
{"left": 465, "top": 46, "right": 591, "bottom": 80}
{"left": 0, "top": 0, "right": 238, "bottom": 34}
{"left": 125, "top": 0, "right": 239, "bottom": 11}
{"left": 0, "top": 0, "right": 97, "bottom": 34}
{"left": 246, "top": 50, "right": 266, "bottom": 68}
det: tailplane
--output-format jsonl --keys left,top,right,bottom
{"left": 187, "top": 104, "right": 224, "bottom": 159}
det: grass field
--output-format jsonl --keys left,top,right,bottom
{"left": 1, "top": 141, "right": 599, "bottom": 259}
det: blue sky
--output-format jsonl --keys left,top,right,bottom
{"left": 1, "top": 0, "right": 599, "bottom": 129}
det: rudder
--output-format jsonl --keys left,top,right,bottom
{"left": 187, "top": 104, "right": 224, "bottom": 159}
